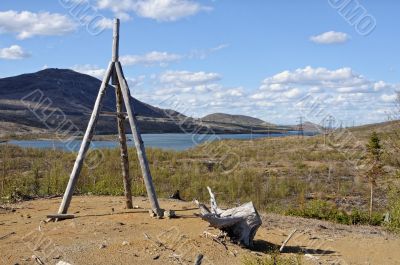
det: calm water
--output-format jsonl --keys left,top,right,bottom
{"left": 7, "top": 132, "right": 312, "bottom": 151}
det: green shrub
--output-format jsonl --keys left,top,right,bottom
{"left": 242, "top": 254, "right": 302, "bottom": 265}
{"left": 386, "top": 187, "right": 400, "bottom": 232}
{"left": 286, "top": 200, "right": 382, "bottom": 226}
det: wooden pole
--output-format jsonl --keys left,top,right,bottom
{"left": 194, "top": 254, "right": 204, "bottom": 265}
{"left": 115, "top": 61, "right": 162, "bottom": 216}
{"left": 112, "top": 18, "right": 119, "bottom": 63}
{"left": 111, "top": 18, "right": 133, "bottom": 209}
{"left": 115, "top": 83, "right": 133, "bottom": 209}
{"left": 57, "top": 62, "right": 113, "bottom": 214}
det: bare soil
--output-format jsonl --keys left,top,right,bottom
{"left": 0, "top": 196, "right": 399, "bottom": 265}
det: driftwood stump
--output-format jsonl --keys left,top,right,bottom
{"left": 196, "top": 187, "right": 262, "bottom": 247}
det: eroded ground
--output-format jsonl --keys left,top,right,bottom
{"left": 0, "top": 196, "right": 399, "bottom": 265}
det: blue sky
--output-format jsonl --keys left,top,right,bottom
{"left": 0, "top": 0, "right": 399, "bottom": 125}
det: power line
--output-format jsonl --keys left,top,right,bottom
{"left": 297, "top": 116, "right": 304, "bottom": 137}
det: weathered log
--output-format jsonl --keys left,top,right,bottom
{"left": 46, "top": 214, "right": 75, "bottom": 220}
{"left": 195, "top": 187, "right": 262, "bottom": 247}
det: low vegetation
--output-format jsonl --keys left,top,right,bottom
{"left": 1, "top": 121, "right": 400, "bottom": 230}
{"left": 242, "top": 254, "right": 302, "bottom": 265}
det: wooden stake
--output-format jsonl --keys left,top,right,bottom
{"left": 115, "top": 82, "right": 133, "bottom": 209}
{"left": 115, "top": 62, "right": 162, "bottom": 216}
{"left": 194, "top": 254, "right": 204, "bottom": 265}
{"left": 56, "top": 17, "right": 162, "bottom": 217}
{"left": 57, "top": 62, "right": 113, "bottom": 214}
{"left": 279, "top": 229, "right": 297, "bottom": 253}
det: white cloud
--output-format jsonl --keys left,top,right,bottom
{"left": 93, "top": 17, "right": 114, "bottom": 30}
{"left": 215, "top": 87, "right": 244, "bottom": 98}
{"left": 134, "top": 0, "right": 211, "bottom": 21}
{"left": 159, "top": 70, "right": 221, "bottom": 87}
{"left": 118, "top": 43, "right": 227, "bottom": 68}
{"left": 121, "top": 51, "right": 182, "bottom": 66}
{"left": 259, "top": 66, "right": 370, "bottom": 93}
{"left": 246, "top": 66, "right": 400, "bottom": 124}
{"left": 381, "top": 93, "right": 397, "bottom": 102}
{"left": 310, "top": 31, "right": 349, "bottom": 44}
{"left": 0, "top": 11, "right": 77, "bottom": 39}
{"left": 71, "top": 64, "right": 106, "bottom": 79}
{"left": 96, "top": 0, "right": 211, "bottom": 21}
{"left": 283, "top": 88, "right": 302, "bottom": 99}
{"left": 188, "top": 43, "right": 229, "bottom": 59}
{"left": 127, "top": 75, "right": 146, "bottom": 87}
{"left": 0, "top": 45, "right": 30, "bottom": 60}
{"left": 85, "top": 66, "right": 398, "bottom": 125}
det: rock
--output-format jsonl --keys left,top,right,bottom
{"left": 304, "top": 254, "right": 319, "bottom": 261}
{"left": 99, "top": 243, "right": 107, "bottom": 249}
{"left": 149, "top": 210, "right": 157, "bottom": 218}
{"left": 122, "top": 241, "right": 129, "bottom": 246}
{"left": 165, "top": 210, "right": 177, "bottom": 219}
{"left": 152, "top": 254, "right": 160, "bottom": 260}
{"left": 56, "top": 261, "right": 72, "bottom": 265}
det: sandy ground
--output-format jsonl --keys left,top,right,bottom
{"left": 0, "top": 196, "right": 399, "bottom": 265}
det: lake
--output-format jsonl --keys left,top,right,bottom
{"left": 7, "top": 132, "right": 314, "bottom": 151}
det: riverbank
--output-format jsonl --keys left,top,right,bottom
{"left": 3, "top": 132, "right": 314, "bottom": 152}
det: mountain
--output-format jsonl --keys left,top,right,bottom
{"left": 0, "top": 68, "right": 186, "bottom": 135}
{"left": 202, "top": 113, "right": 275, "bottom": 127}
{"left": 0, "top": 69, "right": 295, "bottom": 136}
{"left": 0, "top": 68, "right": 170, "bottom": 117}
{"left": 290, "top": 121, "right": 324, "bottom": 132}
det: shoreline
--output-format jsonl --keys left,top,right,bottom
{"left": 0, "top": 130, "right": 318, "bottom": 142}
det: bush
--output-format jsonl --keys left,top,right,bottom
{"left": 286, "top": 200, "right": 383, "bottom": 226}
{"left": 242, "top": 254, "right": 302, "bottom": 265}
{"left": 386, "top": 187, "right": 400, "bottom": 232}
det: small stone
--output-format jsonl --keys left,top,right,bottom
{"left": 122, "top": 241, "right": 129, "bottom": 246}
{"left": 56, "top": 261, "right": 72, "bottom": 265}
{"left": 99, "top": 244, "right": 106, "bottom": 249}
{"left": 152, "top": 254, "right": 160, "bottom": 260}
{"left": 164, "top": 210, "right": 176, "bottom": 219}
{"left": 149, "top": 210, "right": 156, "bottom": 218}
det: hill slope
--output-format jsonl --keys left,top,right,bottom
{"left": 0, "top": 68, "right": 184, "bottom": 134}
{"left": 202, "top": 113, "right": 274, "bottom": 126}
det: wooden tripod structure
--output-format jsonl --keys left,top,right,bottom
{"left": 55, "top": 18, "right": 162, "bottom": 218}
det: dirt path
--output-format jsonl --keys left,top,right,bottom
{"left": 0, "top": 196, "right": 399, "bottom": 265}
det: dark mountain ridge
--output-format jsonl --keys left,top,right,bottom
{"left": 0, "top": 68, "right": 301, "bottom": 136}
